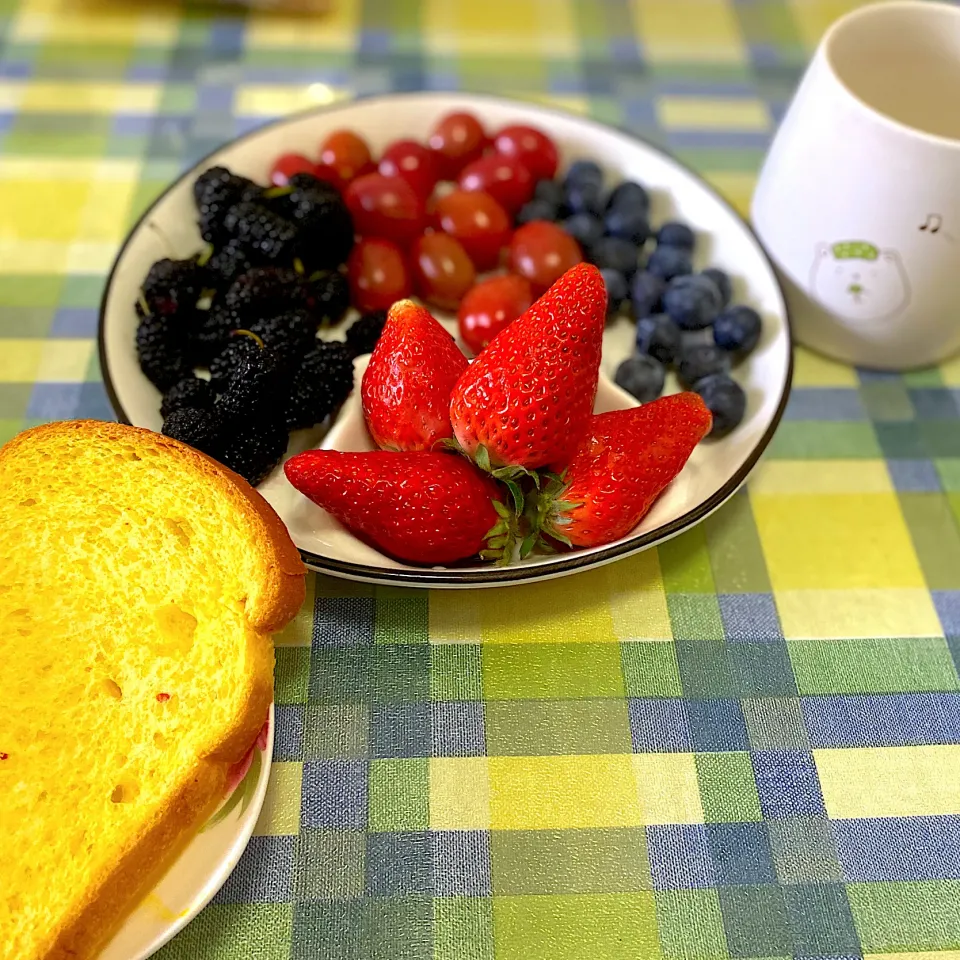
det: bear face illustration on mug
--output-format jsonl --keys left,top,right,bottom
{"left": 809, "top": 241, "right": 911, "bottom": 323}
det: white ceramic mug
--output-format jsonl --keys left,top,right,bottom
{"left": 752, "top": 0, "right": 960, "bottom": 369}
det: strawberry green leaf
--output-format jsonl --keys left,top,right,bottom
{"left": 519, "top": 531, "right": 538, "bottom": 560}
{"left": 438, "top": 436, "right": 463, "bottom": 454}
{"left": 475, "top": 444, "right": 491, "bottom": 474}
{"left": 504, "top": 479, "right": 524, "bottom": 515}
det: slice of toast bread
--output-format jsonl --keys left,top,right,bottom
{"left": 0, "top": 420, "right": 305, "bottom": 960}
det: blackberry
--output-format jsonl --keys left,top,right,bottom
{"left": 279, "top": 174, "right": 354, "bottom": 269}
{"left": 208, "top": 333, "right": 265, "bottom": 391}
{"left": 162, "top": 406, "right": 224, "bottom": 453}
{"left": 247, "top": 310, "right": 317, "bottom": 368}
{"left": 160, "top": 376, "right": 213, "bottom": 419}
{"left": 285, "top": 341, "right": 355, "bottom": 431}
{"left": 303, "top": 271, "right": 350, "bottom": 325}
{"left": 141, "top": 258, "right": 209, "bottom": 317}
{"left": 215, "top": 345, "right": 287, "bottom": 422}
{"left": 225, "top": 267, "right": 308, "bottom": 319}
{"left": 284, "top": 172, "right": 341, "bottom": 213}
{"left": 194, "top": 167, "right": 261, "bottom": 245}
{"left": 218, "top": 415, "right": 289, "bottom": 486}
{"left": 207, "top": 238, "right": 260, "bottom": 285}
{"left": 345, "top": 310, "right": 387, "bottom": 357}
{"left": 136, "top": 314, "right": 189, "bottom": 391}
{"left": 187, "top": 307, "right": 239, "bottom": 367}
{"left": 223, "top": 201, "right": 299, "bottom": 262}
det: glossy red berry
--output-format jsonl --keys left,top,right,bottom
{"left": 433, "top": 189, "right": 511, "bottom": 273}
{"left": 410, "top": 232, "right": 476, "bottom": 311}
{"left": 319, "top": 129, "right": 375, "bottom": 185}
{"left": 347, "top": 237, "right": 412, "bottom": 313}
{"left": 457, "top": 274, "right": 534, "bottom": 356}
{"left": 379, "top": 140, "right": 440, "bottom": 199}
{"left": 508, "top": 220, "right": 583, "bottom": 295}
{"left": 493, "top": 124, "right": 559, "bottom": 181}
{"left": 311, "top": 162, "right": 348, "bottom": 193}
{"left": 428, "top": 111, "right": 488, "bottom": 180}
{"left": 458, "top": 154, "right": 534, "bottom": 216}
{"left": 345, "top": 173, "right": 427, "bottom": 244}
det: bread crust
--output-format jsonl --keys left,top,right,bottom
{"left": 0, "top": 420, "right": 306, "bottom": 960}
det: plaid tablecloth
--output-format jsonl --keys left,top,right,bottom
{"left": 4, "top": 0, "right": 960, "bottom": 957}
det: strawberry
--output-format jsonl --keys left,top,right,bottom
{"left": 284, "top": 450, "right": 515, "bottom": 565}
{"left": 449, "top": 262, "right": 606, "bottom": 473}
{"left": 530, "top": 392, "right": 712, "bottom": 550}
{"left": 361, "top": 299, "right": 468, "bottom": 452}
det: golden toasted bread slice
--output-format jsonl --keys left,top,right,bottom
{"left": 0, "top": 420, "right": 305, "bottom": 960}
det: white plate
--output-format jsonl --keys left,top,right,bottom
{"left": 99, "top": 708, "right": 273, "bottom": 960}
{"left": 99, "top": 92, "right": 793, "bottom": 588}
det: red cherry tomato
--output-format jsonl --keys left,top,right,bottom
{"left": 410, "top": 232, "right": 476, "bottom": 311}
{"left": 493, "top": 125, "right": 559, "bottom": 181}
{"left": 345, "top": 173, "right": 427, "bottom": 244}
{"left": 311, "top": 162, "right": 347, "bottom": 193}
{"left": 457, "top": 274, "right": 534, "bottom": 355}
{"left": 458, "top": 154, "right": 534, "bottom": 216}
{"left": 508, "top": 220, "right": 583, "bottom": 296}
{"left": 379, "top": 140, "right": 439, "bottom": 199}
{"left": 428, "top": 112, "right": 488, "bottom": 181}
{"left": 270, "top": 153, "right": 316, "bottom": 187}
{"left": 319, "top": 129, "right": 375, "bottom": 185}
{"left": 347, "top": 238, "right": 411, "bottom": 313}
{"left": 433, "top": 190, "right": 511, "bottom": 273}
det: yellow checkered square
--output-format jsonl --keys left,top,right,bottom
{"left": 776, "top": 588, "right": 943, "bottom": 640}
{"left": 430, "top": 757, "right": 490, "bottom": 830}
{"left": 479, "top": 566, "right": 617, "bottom": 644}
{"left": 816, "top": 746, "right": 960, "bottom": 819}
{"left": 0, "top": 180, "right": 89, "bottom": 241}
{"left": 488, "top": 755, "right": 642, "bottom": 830}
{"left": 752, "top": 493, "right": 924, "bottom": 590}
{"left": 631, "top": 0, "right": 746, "bottom": 63}
{"left": 254, "top": 762, "right": 303, "bottom": 836}
{"left": 633, "top": 753, "right": 704, "bottom": 824}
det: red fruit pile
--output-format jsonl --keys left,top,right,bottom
{"left": 284, "top": 263, "right": 713, "bottom": 567}
{"left": 268, "top": 113, "right": 582, "bottom": 339}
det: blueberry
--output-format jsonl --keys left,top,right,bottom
{"left": 599, "top": 268, "right": 629, "bottom": 314}
{"left": 534, "top": 179, "right": 565, "bottom": 208}
{"left": 646, "top": 245, "right": 692, "bottom": 282}
{"left": 676, "top": 343, "right": 731, "bottom": 389}
{"left": 695, "top": 373, "right": 746, "bottom": 437}
{"left": 630, "top": 270, "right": 666, "bottom": 319}
{"left": 564, "top": 160, "right": 603, "bottom": 189}
{"left": 562, "top": 213, "right": 604, "bottom": 249}
{"left": 517, "top": 198, "right": 558, "bottom": 225}
{"left": 565, "top": 180, "right": 604, "bottom": 216}
{"left": 590, "top": 236, "right": 639, "bottom": 278}
{"left": 713, "top": 305, "right": 762, "bottom": 355}
{"left": 606, "top": 180, "right": 650, "bottom": 214}
{"left": 656, "top": 221, "right": 696, "bottom": 252}
{"left": 701, "top": 267, "right": 732, "bottom": 308}
{"left": 662, "top": 274, "right": 722, "bottom": 331}
{"left": 604, "top": 205, "right": 651, "bottom": 246}
{"left": 635, "top": 314, "right": 682, "bottom": 366}
{"left": 615, "top": 354, "right": 666, "bottom": 404}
